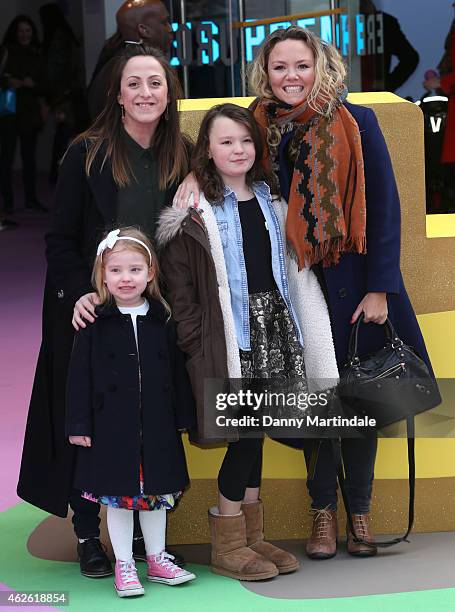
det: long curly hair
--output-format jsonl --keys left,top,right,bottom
{"left": 191, "top": 103, "right": 275, "bottom": 204}
{"left": 71, "top": 44, "right": 189, "bottom": 190}
{"left": 249, "top": 26, "right": 346, "bottom": 117}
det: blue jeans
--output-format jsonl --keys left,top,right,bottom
{"left": 304, "top": 434, "right": 378, "bottom": 514}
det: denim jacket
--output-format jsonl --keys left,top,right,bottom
{"left": 212, "top": 182, "right": 303, "bottom": 351}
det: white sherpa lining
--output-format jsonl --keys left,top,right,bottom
{"left": 272, "top": 199, "right": 339, "bottom": 391}
{"left": 197, "top": 195, "right": 242, "bottom": 379}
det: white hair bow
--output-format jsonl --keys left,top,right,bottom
{"left": 97, "top": 229, "right": 121, "bottom": 256}
{"left": 96, "top": 229, "right": 152, "bottom": 264}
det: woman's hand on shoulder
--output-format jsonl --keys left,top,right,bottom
{"left": 72, "top": 292, "right": 101, "bottom": 330}
{"left": 351, "top": 292, "right": 388, "bottom": 325}
{"left": 173, "top": 172, "right": 200, "bottom": 209}
{"left": 69, "top": 435, "right": 91, "bottom": 447}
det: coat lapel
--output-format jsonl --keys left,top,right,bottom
{"left": 86, "top": 147, "right": 118, "bottom": 224}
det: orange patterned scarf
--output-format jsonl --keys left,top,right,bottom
{"left": 253, "top": 96, "right": 366, "bottom": 268}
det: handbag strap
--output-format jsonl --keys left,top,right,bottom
{"left": 347, "top": 313, "right": 401, "bottom": 364}
{"left": 330, "top": 415, "right": 415, "bottom": 548}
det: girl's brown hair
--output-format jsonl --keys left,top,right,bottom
{"left": 72, "top": 44, "right": 189, "bottom": 189}
{"left": 249, "top": 26, "right": 346, "bottom": 117}
{"left": 191, "top": 103, "right": 275, "bottom": 203}
{"left": 92, "top": 227, "right": 171, "bottom": 318}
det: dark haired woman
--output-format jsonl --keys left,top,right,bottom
{"left": 17, "top": 44, "right": 190, "bottom": 578}
{"left": 158, "top": 103, "right": 338, "bottom": 580}
{"left": 0, "top": 15, "right": 46, "bottom": 214}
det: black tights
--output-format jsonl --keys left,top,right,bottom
{"left": 218, "top": 438, "right": 263, "bottom": 501}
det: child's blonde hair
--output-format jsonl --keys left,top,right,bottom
{"left": 92, "top": 226, "right": 171, "bottom": 318}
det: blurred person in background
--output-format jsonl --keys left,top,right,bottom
{"left": 361, "top": 0, "right": 419, "bottom": 93}
{"left": 0, "top": 15, "right": 47, "bottom": 214}
{"left": 424, "top": 6, "right": 455, "bottom": 210}
{"left": 39, "top": 3, "right": 89, "bottom": 183}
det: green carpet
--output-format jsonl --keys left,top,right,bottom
{"left": 1, "top": 503, "right": 454, "bottom": 611}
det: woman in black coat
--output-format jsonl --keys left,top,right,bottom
{"left": 17, "top": 44, "right": 190, "bottom": 577}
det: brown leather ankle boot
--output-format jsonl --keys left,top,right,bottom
{"left": 208, "top": 508, "right": 279, "bottom": 581}
{"left": 346, "top": 513, "right": 377, "bottom": 557}
{"left": 242, "top": 501, "right": 300, "bottom": 574}
{"left": 305, "top": 507, "right": 337, "bottom": 560}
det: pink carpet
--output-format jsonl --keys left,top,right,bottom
{"left": 0, "top": 180, "right": 51, "bottom": 511}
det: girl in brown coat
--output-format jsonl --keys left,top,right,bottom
{"left": 158, "top": 104, "right": 339, "bottom": 581}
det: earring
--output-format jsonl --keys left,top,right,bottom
{"left": 120, "top": 104, "right": 125, "bottom": 119}
{"left": 165, "top": 104, "right": 169, "bottom": 120}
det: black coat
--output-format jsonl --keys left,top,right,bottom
{"left": 17, "top": 141, "right": 179, "bottom": 517}
{"left": 66, "top": 300, "right": 194, "bottom": 496}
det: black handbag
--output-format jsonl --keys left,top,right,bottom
{"left": 309, "top": 315, "right": 441, "bottom": 548}
{"left": 338, "top": 314, "right": 441, "bottom": 428}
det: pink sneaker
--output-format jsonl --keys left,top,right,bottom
{"left": 114, "top": 559, "right": 145, "bottom": 597}
{"left": 147, "top": 551, "right": 196, "bottom": 585}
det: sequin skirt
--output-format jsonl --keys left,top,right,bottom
{"left": 237, "top": 290, "right": 308, "bottom": 427}
{"left": 239, "top": 289, "right": 306, "bottom": 381}
{"left": 82, "top": 465, "right": 181, "bottom": 511}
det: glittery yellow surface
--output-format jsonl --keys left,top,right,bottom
{"left": 166, "top": 478, "right": 455, "bottom": 544}
{"left": 179, "top": 95, "right": 455, "bottom": 315}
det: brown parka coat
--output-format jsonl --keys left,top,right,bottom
{"left": 158, "top": 206, "right": 235, "bottom": 444}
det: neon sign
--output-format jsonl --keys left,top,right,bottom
{"left": 170, "top": 13, "right": 383, "bottom": 67}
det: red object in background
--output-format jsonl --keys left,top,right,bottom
{"left": 440, "top": 27, "right": 455, "bottom": 163}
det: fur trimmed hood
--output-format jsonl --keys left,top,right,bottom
{"left": 156, "top": 206, "right": 192, "bottom": 249}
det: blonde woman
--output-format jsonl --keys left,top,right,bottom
{"left": 248, "top": 25, "right": 433, "bottom": 560}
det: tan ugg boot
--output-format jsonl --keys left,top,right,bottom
{"left": 241, "top": 501, "right": 300, "bottom": 574}
{"left": 208, "top": 508, "right": 279, "bottom": 581}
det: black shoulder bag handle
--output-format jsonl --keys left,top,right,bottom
{"left": 309, "top": 313, "right": 417, "bottom": 548}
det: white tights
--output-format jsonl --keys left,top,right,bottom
{"left": 106, "top": 507, "right": 166, "bottom": 561}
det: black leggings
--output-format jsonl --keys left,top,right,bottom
{"left": 218, "top": 438, "right": 263, "bottom": 501}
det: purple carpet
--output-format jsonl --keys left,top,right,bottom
{"left": 0, "top": 178, "right": 51, "bottom": 511}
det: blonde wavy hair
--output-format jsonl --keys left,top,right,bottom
{"left": 92, "top": 227, "right": 171, "bottom": 318}
{"left": 249, "top": 26, "right": 346, "bottom": 117}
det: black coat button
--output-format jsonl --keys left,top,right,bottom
{"left": 157, "top": 350, "right": 165, "bottom": 359}
{"left": 108, "top": 352, "right": 115, "bottom": 359}
{"left": 338, "top": 287, "right": 347, "bottom": 298}
{"left": 163, "top": 384, "right": 171, "bottom": 392}
{"left": 108, "top": 384, "right": 117, "bottom": 392}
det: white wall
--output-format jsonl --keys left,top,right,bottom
{"left": 376, "top": 0, "right": 454, "bottom": 100}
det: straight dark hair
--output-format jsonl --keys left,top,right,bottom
{"left": 72, "top": 44, "right": 189, "bottom": 189}
{"left": 192, "top": 103, "right": 275, "bottom": 204}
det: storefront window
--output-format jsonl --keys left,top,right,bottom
{"left": 167, "top": 1, "right": 389, "bottom": 98}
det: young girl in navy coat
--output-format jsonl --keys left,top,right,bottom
{"left": 65, "top": 227, "right": 196, "bottom": 598}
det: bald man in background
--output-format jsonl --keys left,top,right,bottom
{"left": 87, "top": 0, "right": 173, "bottom": 118}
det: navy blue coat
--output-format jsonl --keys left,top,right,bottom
{"left": 319, "top": 102, "right": 432, "bottom": 373}
{"left": 65, "top": 299, "right": 195, "bottom": 496}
